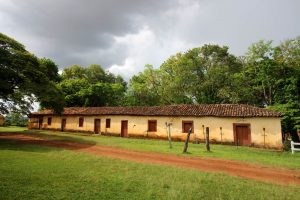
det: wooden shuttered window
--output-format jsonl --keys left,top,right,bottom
{"left": 106, "top": 118, "right": 111, "bottom": 128}
{"left": 148, "top": 120, "right": 157, "bottom": 132}
{"left": 47, "top": 117, "right": 52, "bottom": 126}
{"left": 79, "top": 117, "right": 84, "bottom": 127}
{"left": 182, "top": 121, "right": 194, "bottom": 133}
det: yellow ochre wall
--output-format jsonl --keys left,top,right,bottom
{"left": 29, "top": 115, "right": 282, "bottom": 148}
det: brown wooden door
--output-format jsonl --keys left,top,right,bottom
{"left": 182, "top": 121, "right": 194, "bottom": 133}
{"left": 61, "top": 119, "right": 66, "bottom": 131}
{"left": 121, "top": 120, "right": 128, "bottom": 137}
{"left": 234, "top": 124, "right": 251, "bottom": 146}
{"left": 38, "top": 118, "right": 43, "bottom": 129}
{"left": 94, "top": 119, "right": 101, "bottom": 134}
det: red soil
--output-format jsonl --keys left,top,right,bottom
{"left": 1, "top": 133, "right": 300, "bottom": 186}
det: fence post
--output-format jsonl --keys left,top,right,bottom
{"left": 183, "top": 128, "right": 192, "bottom": 153}
{"left": 206, "top": 127, "right": 210, "bottom": 151}
{"left": 262, "top": 128, "right": 267, "bottom": 148}
{"left": 220, "top": 127, "right": 223, "bottom": 144}
{"left": 165, "top": 122, "right": 172, "bottom": 149}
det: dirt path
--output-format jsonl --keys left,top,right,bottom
{"left": 1, "top": 133, "right": 300, "bottom": 186}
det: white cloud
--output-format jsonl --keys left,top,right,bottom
{"left": 108, "top": 26, "right": 195, "bottom": 80}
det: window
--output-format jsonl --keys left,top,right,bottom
{"left": 47, "top": 117, "right": 52, "bottom": 126}
{"left": 148, "top": 120, "right": 157, "bottom": 132}
{"left": 106, "top": 118, "right": 111, "bottom": 128}
{"left": 79, "top": 117, "right": 84, "bottom": 127}
{"left": 182, "top": 121, "right": 194, "bottom": 133}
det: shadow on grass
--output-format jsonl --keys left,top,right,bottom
{"left": 0, "top": 130, "right": 97, "bottom": 153}
{"left": 0, "top": 139, "right": 62, "bottom": 153}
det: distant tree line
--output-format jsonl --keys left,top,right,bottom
{"left": 0, "top": 32, "right": 299, "bottom": 135}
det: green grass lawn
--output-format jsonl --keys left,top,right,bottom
{"left": 0, "top": 126, "right": 27, "bottom": 132}
{"left": 1, "top": 126, "right": 300, "bottom": 169}
{"left": 0, "top": 139, "right": 299, "bottom": 200}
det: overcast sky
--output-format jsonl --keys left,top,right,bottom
{"left": 0, "top": 0, "right": 299, "bottom": 80}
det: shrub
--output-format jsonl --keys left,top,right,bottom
{"left": 283, "top": 140, "right": 291, "bottom": 151}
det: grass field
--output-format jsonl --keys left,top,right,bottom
{"left": 0, "top": 138, "right": 300, "bottom": 200}
{"left": 1, "top": 126, "right": 299, "bottom": 169}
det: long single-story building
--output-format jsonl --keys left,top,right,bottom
{"left": 29, "top": 104, "right": 282, "bottom": 148}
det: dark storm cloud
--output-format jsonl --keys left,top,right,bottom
{"left": 0, "top": 0, "right": 299, "bottom": 78}
{"left": 0, "top": 0, "right": 175, "bottom": 68}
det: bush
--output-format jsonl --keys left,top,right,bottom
{"left": 4, "top": 112, "right": 28, "bottom": 127}
{"left": 283, "top": 140, "right": 291, "bottom": 151}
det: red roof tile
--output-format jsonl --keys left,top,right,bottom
{"left": 30, "top": 104, "right": 281, "bottom": 117}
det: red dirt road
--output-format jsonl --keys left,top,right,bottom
{"left": 1, "top": 133, "right": 300, "bottom": 186}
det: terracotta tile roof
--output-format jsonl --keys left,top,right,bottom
{"left": 30, "top": 104, "right": 281, "bottom": 117}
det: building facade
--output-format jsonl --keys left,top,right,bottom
{"left": 29, "top": 104, "right": 282, "bottom": 148}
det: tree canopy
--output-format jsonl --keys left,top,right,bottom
{"left": 0, "top": 33, "right": 64, "bottom": 114}
{"left": 59, "top": 64, "right": 126, "bottom": 107}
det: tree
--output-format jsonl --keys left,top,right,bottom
{"left": 59, "top": 64, "right": 126, "bottom": 107}
{"left": 59, "top": 78, "right": 89, "bottom": 107}
{"left": 82, "top": 83, "right": 125, "bottom": 106}
{"left": 4, "top": 112, "right": 28, "bottom": 127}
{"left": 124, "top": 65, "right": 162, "bottom": 106}
{"left": 244, "top": 38, "right": 300, "bottom": 136}
{"left": 85, "top": 64, "right": 106, "bottom": 83}
{"left": 39, "top": 58, "right": 60, "bottom": 82}
{"left": 0, "top": 32, "right": 64, "bottom": 114}
{"left": 61, "top": 65, "right": 87, "bottom": 80}
{"left": 126, "top": 45, "right": 242, "bottom": 106}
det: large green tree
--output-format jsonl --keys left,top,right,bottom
{"left": 124, "top": 65, "right": 162, "bottom": 106}
{"left": 59, "top": 64, "right": 126, "bottom": 107}
{"left": 126, "top": 45, "right": 242, "bottom": 105}
{"left": 266, "top": 37, "right": 300, "bottom": 137}
{"left": 0, "top": 33, "right": 64, "bottom": 114}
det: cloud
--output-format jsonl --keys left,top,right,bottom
{"left": 0, "top": 0, "right": 299, "bottom": 80}
{"left": 108, "top": 26, "right": 195, "bottom": 80}
{"left": 0, "top": 0, "right": 175, "bottom": 69}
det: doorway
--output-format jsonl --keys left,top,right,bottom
{"left": 38, "top": 118, "right": 43, "bottom": 129}
{"left": 121, "top": 120, "right": 128, "bottom": 137}
{"left": 233, "top": 123, "right": 251, "bottom": 146}
{"left": 61, "top": 119, "right": 66, "bottom": 131}
{"left": 94, "top": 119, "right": 101, "bottom": 134}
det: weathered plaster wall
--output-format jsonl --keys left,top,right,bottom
{"left": 29, "top": 115, "right": 282, "bottom": 148}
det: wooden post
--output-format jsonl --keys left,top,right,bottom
{"left": 202, "top": 125, "right": 205, "bottom": 142}
{"left": 262, "top": 128, "right": 267, "bottom": 148}
{"left": 165, "top": 122, "right": 172, "bottom": 149}
{"left": 206, "top": 127, "right": 210, "bottom": 151}
{"left": 168, "top": 124, "right": 172, "bottom": 149}
{"left": 220, "top": 127, "right": 223, "bottom": 144}
{"left": 183, "top": 128, "right": 192, "bottom": 153}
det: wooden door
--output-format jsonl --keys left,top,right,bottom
{"left": 61, "top": 119, "right": 66, "bottom": 131}
{"left": 234, "top": 124, "right": 251, "bottom": 146}
{"left": 182, "top": 121, "right": 194, "bottom": 133}
{"left": 38, "top": 118, "right": 43, "bottom": 129}
{"left": 121, "top": 120, "right": 128, "bottom": 137}
{"left": 94, "top": 119, "right": 101, "bottom": 134}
